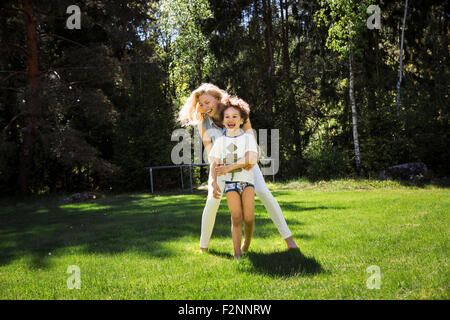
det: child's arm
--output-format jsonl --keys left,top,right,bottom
{"left": 216, "top": 151, "right": 258, "bottom": 176}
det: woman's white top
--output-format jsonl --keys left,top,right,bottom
{"left": 201, "top": 115, "right": 225, "bottom": 144}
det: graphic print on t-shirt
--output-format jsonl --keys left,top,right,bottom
{"left": 224, "top": 143, "right": 243, "bottom": 180}
{"left": 208, "top": 133, "right": 257, "bottom": 184}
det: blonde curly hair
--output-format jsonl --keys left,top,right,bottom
{"left": 178, "top": 83, "right": 230, "bottom": 127}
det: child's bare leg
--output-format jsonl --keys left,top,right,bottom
{"left": 226, "top": 191, "right": 243, "bottom": 259}
{"left": 241, "top": 186, "right": 255, "bottom": 252}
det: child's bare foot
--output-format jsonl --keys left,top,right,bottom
{"left": 241, "top": 240, "right": 250, "bottom": 252}
{"left": 199, "top": 247, "right": 208, "bottom": 253}
{"left": 285, "top": 236, "right": 299, "bottom": 250}
{"left": 234, "top": 254, "right": 242, "bottom": 260}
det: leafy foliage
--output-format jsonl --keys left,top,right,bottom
{"left": 0, "top": 0, "right": 448, "bottom": 194}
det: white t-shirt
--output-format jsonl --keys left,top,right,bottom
{"left": 208, "top": 132, "right": 258, "bottom": 184}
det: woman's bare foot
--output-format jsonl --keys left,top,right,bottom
{"left": 199, "top": 247, "right": 208, "bottom": 253}
{"left": 285, "top": 236, "right": 299, "bottom": 250}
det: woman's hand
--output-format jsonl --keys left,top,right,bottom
{"left": 244, "top": 148, "right": 259, "bottom": 171}
{"left": 215, "top": 164, "right": 231, "bottom": 176}
{"left": 212, "top": 181, "right": 221, "bottom": 199}
{"left": 243, "top": 164, "right": 255, "bottom": 171}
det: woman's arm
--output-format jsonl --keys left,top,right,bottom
{"left": 216, "top": 151, "right": 258, "bottom": 176}
{"left": 210, "top": 158, "right": 219, "bottom": 183}
{"left": 242, "top": 118, "right": 254, "bottom": 137}
{"left": 197, "top": 123, "right": 213, "bottom": 155}
{"left": 240, "top": 118, "right": 260, "bottom": 170}
{"left": 209, "top": 157, "right": 222, "bottom": 199}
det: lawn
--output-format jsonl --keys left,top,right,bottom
{"left": 0, "top": 179, "right": 448, "bottom": 299}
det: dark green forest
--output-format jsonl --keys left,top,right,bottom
{"left": 0, "top": 0, "right": 448, "bottom": 195}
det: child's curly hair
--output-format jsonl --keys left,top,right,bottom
{"left": 220, "top": 96, "right": 250, "bottom": 124}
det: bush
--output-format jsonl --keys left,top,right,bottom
{"left": 304, "top": 141, "right": 350, "bottom": 181}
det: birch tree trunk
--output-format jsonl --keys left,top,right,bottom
{"left": 349, "top": 49, "right": 361, "bottom": 174}
{"left": 396, "top": 0, "right": 408, "bottom": 122}
{"left": 280, "top": 0, "right": 290, "bottom": 76}
{"left": 262, "top": 0, "right": 274, "bottom": 115}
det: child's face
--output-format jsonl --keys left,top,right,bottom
{"left": 198, "top": 94, "right": 219, "bottom": 118}
{"left": 223, "top": 107, "right": 244, "bottom": 130}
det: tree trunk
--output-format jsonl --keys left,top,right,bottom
{"left": 122, "top": 22, "right": 128, "bottom": 78}
{"left": 396, "top": 0, "right": 408, "bottom": 124}
{"left": 18, "top": 0, "right": 40, "bottom": 193}
{"left": 280, "top": 0, "right": 290, "bottom": 76}
{"left": 349, "top": 49, "right": 361, "bottom": 174}
{"left": 262, "top": 0, "right": 274, "bottom": 115}
{"left": 253, "top": 0, "right": 266, "bottom": 84}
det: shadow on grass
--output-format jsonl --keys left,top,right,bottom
{"left": 247, "top": 249, "right": 324, "bottom": 277}
{"left": 0, "top": 194, "right": 206, "bottom": 269}
{"left": 0, "top": 193, "right": 333, "bottom": 270}
{"left": 387, "top": 178, "right": 450, "bottom": 189}
{"left": 207, "top": 249, "right": 234, "bottom": 260}
{"left": 207, "top": 248, "right": 324, "bottom": 278}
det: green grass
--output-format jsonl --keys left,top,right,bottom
{"left": 0, "top": 179, "right": 448, "bottom": 299}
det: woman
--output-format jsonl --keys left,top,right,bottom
{"left": 178, "top": 83, "right": 298, "bottom": 252}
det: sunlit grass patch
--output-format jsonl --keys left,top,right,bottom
{"left": 0, "top": 179, "right": 448, "bottom": 299}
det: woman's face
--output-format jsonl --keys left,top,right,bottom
{"left": 223, "top": 107, "right": 244, "bottom": 130}
{"left": 198, "top": 94, "right": 220, "bottom": 118}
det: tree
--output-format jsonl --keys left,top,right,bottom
{"left": 156, "top": 0, "right": 214, "bottom": 97}
{"left": 315, "top": 0, "right": 378, "bottom": 174}
{"left": 0, "top": 0, "right": 170, "bottom": 193}
{"left": 395, "top": 0, "right": 408, "bottom": 126}
{"left": 0, "top": 0, "right": 41, "bottom": 192}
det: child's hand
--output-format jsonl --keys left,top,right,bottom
{"left": 215, "top": 164, "right": 230, "bottom": 176}
{"left": 212, "top": 181, "right": 221, "bottom": 199}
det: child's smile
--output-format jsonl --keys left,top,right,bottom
{"left": 223, "top": 107, "right": 243, "bottom": 134}
{"left": 225, "top": 121, "right": 236, "bottom": 129}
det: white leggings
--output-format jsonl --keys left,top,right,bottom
{"left": 200, "top": 164, "right": 292, "bottom": 248}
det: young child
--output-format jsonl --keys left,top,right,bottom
{"left": 208, "top": 97, "right": 259, "bottom": 260}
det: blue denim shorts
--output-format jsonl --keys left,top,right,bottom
{"left": 224, "top": 181, "right": 254, "bottom": 195}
